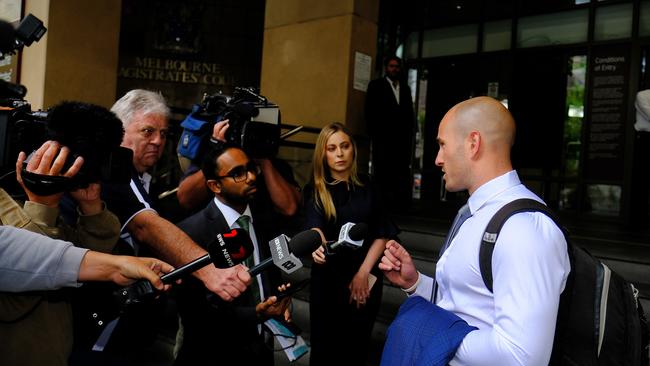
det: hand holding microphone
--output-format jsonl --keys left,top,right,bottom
{"left": 312, "top": 223, "right": 368, "bottom": 264}
{"left": 116, "top": 228, "right": 252, "bottom": 307}
{"left": 116, "top": 228, "right": 321, "bottom": 307}
{"left": 247, "top": 228, "right": 322, "bottom": 276}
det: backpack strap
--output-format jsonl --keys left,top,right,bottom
{"left": 479, "top": 198, "right": 567, "bottom": 292}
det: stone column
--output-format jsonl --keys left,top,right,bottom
{"left": 21, "top": 0, "right": 121, "bottom": 109}
{"left": 261, "top": 0, "right": 379, "bottom": 184}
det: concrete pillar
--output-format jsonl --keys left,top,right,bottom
{"left": 261, "top": 0, "right": 379, "bottom": 184}
{"left": 21, "top": 0, "right": 121, "bottom": 109}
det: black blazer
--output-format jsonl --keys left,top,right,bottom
{"left": 174, "top": 199, "right": 279, "bottom": 365}
{"left": 365, "top": 77, "right": 415, "bottom": 163}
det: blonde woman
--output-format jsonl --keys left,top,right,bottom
{"left": 303, "top": 122, "right": 398, "bottom": 366}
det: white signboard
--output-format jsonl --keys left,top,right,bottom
{"left": 354, "top": 51, "right": 372, "bottom": 92}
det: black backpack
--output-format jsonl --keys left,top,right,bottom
{"left": 479, "top": 198, "right": 650, "bottom": 365}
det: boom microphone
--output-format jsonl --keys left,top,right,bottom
{"left": 248, "top": 229, "right": 322, "bottom": 276}
{"left": 160, "top": 228, "right": 252, "bottom": 284}
{"left": 325, "top": 222, "right": 368, "bottom": 254}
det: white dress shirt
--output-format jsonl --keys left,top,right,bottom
{"left": 213, "top": 197, "right": 265, "bottom": 301}
{"left": 413, "top": 170, "right": 570, "bottom": 366}
{"left": 386, "top": 76, "right": 400, "bottom": 104}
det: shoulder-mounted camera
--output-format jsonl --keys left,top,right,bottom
{"left": 178, "top": 87, "right": 280, "bottom": 160}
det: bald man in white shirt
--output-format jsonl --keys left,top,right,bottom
{"left": 380, "top": 96, "right": 570, "bottom": 366}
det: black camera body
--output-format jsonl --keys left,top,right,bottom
{"left": 0, "top": 100, "right": 133, "bottom": 195}
{"left": 193, "top": 87, "right": 281, "bottom": 158}
{"left": 0, "top": 99, "right": 48, "bottom": 173}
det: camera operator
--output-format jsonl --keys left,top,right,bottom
{"left": 0, "top": 102, "right": 125, "bottom": 366}
{"left": 66, "top": 90, "right": 250, "bottom": 365}
{"left": 177, "top": 119, "right": 301, "bottom": 240}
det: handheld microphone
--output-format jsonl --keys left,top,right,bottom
{"left": 325, "top": 222, "right": 368, "bottom": 254}
{"left": 160, "top": 228, "right": 253, "bottom": 284}
{"left": 116, "top": 228, "right": 252, "bottom": 307}
{"left": 248, "top": 229, "right": 322, "bottom": 276}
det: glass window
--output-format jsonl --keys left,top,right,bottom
{"left": 483, "top": 20, "right": 512, "bottom": 51}
{"left": 563, "top": 55, "right": 587, "bottom": 179}
{"left": 594, "top": 3, "right": 633, "bottom": 41}
{"left": 641, "top": 1, "right": 650, "bottom": 37}
{"left": 585, "top": 184, "right": 621, "bottom": 215}
{"left": 404, "top": 32, "right": 419, "bottom": 59}
{"left": 559, "top": 183, "right": 578, "bottom": 210}
{"left": 517, "top": 9, "right": 588, "bottom": 48}
{"left": 422, "top": 24, "right": 478, "bottom": 58}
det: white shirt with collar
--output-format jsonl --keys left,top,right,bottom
{"left": 413, "top": 170, "right": 570, "bottom": 366}
{"left": 213, "top": 197, "right": 265, "bottom": 301}
{"left": 385, "top": 76, "right": 400, "bottom": 104}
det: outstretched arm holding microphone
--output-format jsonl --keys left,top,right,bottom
{"left": 0, "top": 225, "right": 174, "bottom": 292}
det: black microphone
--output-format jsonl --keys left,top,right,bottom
{"left": 248, "top": 229, "right": 322, "bottom": 276}
{"left": 325, "top": 222, "right": 368, "bottom": 254}
{"left": 115, "top": 228, "right": 253, "bottom": 307}
{"left": 160, "top": 228, "right": 253, "bottom": 284}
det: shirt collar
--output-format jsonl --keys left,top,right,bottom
{"left": 212, "top": 197, "right": 252, "bottom": 228}
{"left": 138, "top": 172, "right": 152, "bottom": 193}
{"left": 467, "top": 170, "right": 521, "bottom": 214}
{"left": 385, "top": 76, "right": 399, "bottom": 87}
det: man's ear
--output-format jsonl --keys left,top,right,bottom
{"left": 467, "top": 131, "right": 481, "bottom": 158}
{"left": 206, "top": 179, "right": 222, "bottom": 194}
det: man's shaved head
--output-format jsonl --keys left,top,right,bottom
{"left": 435, "top": 96, "right": 516, "bottom": 194}
{"left": 449, "top": 96, "right": 516, "bottom": 150}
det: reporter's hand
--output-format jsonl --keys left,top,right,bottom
{"left": 196, "top": 264, "right": 251, "bottom": 301}
{"left": 211, "top": 119, "right": 230, "bottom": 142}
{"left": 256, "top": 295, "right": 291, "bottom": 320}
{"left": 378, "top": 240, "right": 419, "bottom": 290}
{"left": 311, "top": 245, "right": 326, "bottom": 264}
{"left": 111, "top": 256, "right": 175, "bottom": 291}
{"left": 78, "top": 251, "right": 175, "bottom": 292}
{"left": 69, "top": 183, "right": 103, "bottom": 215}
{"left": 16, "top": 141, "right": 84, "bottom": 207}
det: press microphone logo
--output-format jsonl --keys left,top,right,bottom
{"left": 271, "top": 234, "right": 302, "bottom": 274}
{"left": 214, "top": 229, "right": 251, "bottom": 267}
{"left": 224, "top": 229, "right": 247, "bottom": 260}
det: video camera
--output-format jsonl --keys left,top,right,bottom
{"left": 0, "top": 14, "right": 47, "bottom": 60}
{"left": 1, "top": 101, "right": 134, "bottom": 196}
{"left": 0, "top": 15, "right": 132, "bottom": 195}
{"left": 178, "top": 87, "right": 281, "bottom": 159}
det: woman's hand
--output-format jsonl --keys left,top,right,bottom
{"left": 349, "top": 270, "right": 370, "bottom": 308}
{"left": 312, "top": 245, "right": 326, "bottom": 264}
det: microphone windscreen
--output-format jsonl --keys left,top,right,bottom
{"left": 288, "top": 229, "right": 322, "bottom": 257}
{"left": 208, "top": 228, "right": 253, "bottom": 268}
{"left": 348, "top": 223, "right": 368, "bottom": 241}
{"left": 0, "top": 19, "right": 15, "bottom": 53}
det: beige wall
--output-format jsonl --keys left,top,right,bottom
{"left": 21, "top": 0, "right": 121, "bottom": 109}
{"left": 262, "top": 0, "right": 379, "bottom": 184}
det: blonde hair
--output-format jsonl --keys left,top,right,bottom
{"left": 312, "top": 122, "right": 363, "bottom": 221}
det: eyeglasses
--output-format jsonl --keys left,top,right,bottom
{"left": 215, "top": 162, "right": 261, "bottom": 183}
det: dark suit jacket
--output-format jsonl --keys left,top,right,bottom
{"left": 365, "top": 77, "right": 416, "bottom": 173}
{"left": 174, "top": 199, "right": 279, "bottom": 365}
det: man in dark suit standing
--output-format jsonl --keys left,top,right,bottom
{"left": 365, "top": 55, "right": 416, "bottom": 212}
{"left": 174, "top": 144, "right": 291, "bottom": 365}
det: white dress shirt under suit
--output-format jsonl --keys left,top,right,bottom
{"left": 413, "top": 170, "right": 571, "bottom": 366}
